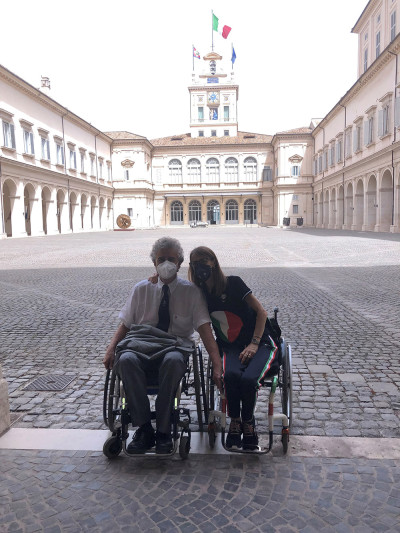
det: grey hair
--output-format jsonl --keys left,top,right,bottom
{"left": 150, "top": 237, "right": 184, "bottom": 264}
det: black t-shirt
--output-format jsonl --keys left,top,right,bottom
{"left": 204, "top": 276, "right": 266, "bottom": 349}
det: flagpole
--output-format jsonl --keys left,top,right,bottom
{"left": 211, "top": 10, "right": 214, "bottom": 51}
{"left": 192, "top": 45, "right": 194, "bottom": 71}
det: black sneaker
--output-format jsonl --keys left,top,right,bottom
{"left": 156, "top": 431, "right": 173, "bottom": 454}
{"left": 225, "top": 418, "right": 242, "bottom": 449}
{"left": 242, "top": 417, "right": 259, "bottom": 451}
{"left": 127, "top": 424, "right": 155, "bottom": 454}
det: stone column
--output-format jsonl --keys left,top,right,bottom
{"left": 0, "top": 364, "right": 10, "bottom": 435}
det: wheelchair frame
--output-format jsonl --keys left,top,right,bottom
{"left": 102, "top": 345, "right": 207, "bottom": 460}
{"left": 206, "top": 308, "right": 293, "bottom": 455}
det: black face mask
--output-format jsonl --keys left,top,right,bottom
{"left": 193, "top": 263, "right": 212, "bottom": 282}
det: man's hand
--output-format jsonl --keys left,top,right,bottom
{"left": 103, "top": 348, "right": 115, "bottom": 370}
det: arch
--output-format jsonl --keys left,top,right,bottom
{"left": 243, "top": 157, "right": 257, "bottom": 182}
{"left": 24, "top": 183, "right": 36, "bottom": 236}
{"left": 244, "top": 199, "right": 257, "bottom": 224}
{"left": 90, "top": 195, "right": 98, "bottom": 230}
{"left": 225, "top": 199, "right": 239, "bottom": 224}
{"left": 3, "top": 178, "right": 17, "bottom": 237}
{"left": 107, "top": 198, "right": 112, "bottom": 230}
{"left": 355, "top": 179, "right": 364, "bottom": 229}
{"left": 56, "top": 189, "right": 66, "bottom": 233}
{"left": 225, "top": 157, "right": 238, "bottom": 182}
{"left": 206, "top": 158, "right": 219, "bottom": 183}
{"left": 42, "top": 186, "right": 52, "bottom": 235}
{"left": 366, "top": 174, "right": 377, "bottom": 229}
{"left": 323, "top": 189, "right": 329, "bottom": 227}
{"left": 99, "top": 197, "right": 105, "bottom": 229}
{"left": 81, "top": 193, "right": 88, "bottom": 230}
{"left": 188, "top": 200, "right": 202, "bottom": 222}
{"left": 207, "top": 199, "right": 220, "bottom": 225}
{"left": 344, "top": 182, "right": 354, "bottom": 228}
{"left": 168, "top": 159, "right": 182, "bottom": 183}
{"left": 170, "top": 200, "right": 183, "bottom": 224}
{"left": 187, "top": 158, "right": 201, "bottom": 183}
{"left": 330, "top": 188, "right": 337, "bottom": 228}
{"left": 380, "top": 169, "right": 393, "bottom": 230}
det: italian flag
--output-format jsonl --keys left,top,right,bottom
{"left": 212, "top": 14, "right": 232, "bottom": 39}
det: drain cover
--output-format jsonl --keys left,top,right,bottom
{"left": 24, "top": 374, "right": 76, "bottom": 391}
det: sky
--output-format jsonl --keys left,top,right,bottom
{"left": 1, "top": 0, "right": 368, "bottom": 140}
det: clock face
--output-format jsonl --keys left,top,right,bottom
{"left": 208, "top": 92, "right": 219, "bottom": 104}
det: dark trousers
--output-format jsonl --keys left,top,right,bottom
{"left": 222, "top": 340, "right": 278, "bottom": 421}
{"left": 115, "top": 350, "right": 187, "bottom": 434}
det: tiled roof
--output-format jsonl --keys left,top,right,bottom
{"left": 150, "top": 131, "right": 273, "bottom": 147}
{"left": 275, "top": 127, "right": 313, "bottom": 135}
{"left": 104, "top": 131, "right": 149, "bottom": 140}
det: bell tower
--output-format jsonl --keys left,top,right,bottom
{"left": 188, "top": 51, "right": 239, "bottom": 138}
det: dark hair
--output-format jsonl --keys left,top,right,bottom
{"left": 189, "top": 246, "right": 226, "bottom": 297}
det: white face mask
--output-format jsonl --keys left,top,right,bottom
{"left": 156, "top": 260, "right": 177, "bottom": 280}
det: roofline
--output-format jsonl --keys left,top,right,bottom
{"left": 0, "top": 63, "right": 112, "bottom": 143}
{"left": 352, "top": 0, "right": 374, "bottom": 33}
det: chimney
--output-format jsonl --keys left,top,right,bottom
{"left": 40, "top": 76, "right": 51, "bottom": 93}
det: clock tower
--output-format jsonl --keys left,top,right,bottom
{"left": 189, "top": 51, "right": 238, "bottom": 138}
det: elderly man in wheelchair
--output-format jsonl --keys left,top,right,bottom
{"left": 103, "top": 237, "right": 221, "bottom": 455}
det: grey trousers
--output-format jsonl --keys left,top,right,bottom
{"left": 116, "top": 350, "right": 187, "bottom": 434}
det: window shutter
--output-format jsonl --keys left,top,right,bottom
{"left": 378, "top": 110, "right": 383, "bottom": 137}
{"left": 10, "top": 124, "right": 16, "bottom": 148}
{"left": 395, "top": 98, "right": 400, "bottom": 128}
{"left": 353, "top": 128, "right": 358, "bottom": 151}
{"left": 30, "top": 132, "right": 34, "bottom": 154}
{"left": 364, "top": 120, "right": 369, "bottom": 145}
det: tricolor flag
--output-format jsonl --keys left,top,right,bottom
{"left": 212, "top": 13, "right": 232, "bottom": 39}
{"left": 193, "top": 46, "right": 200, "bottom": 59}
{"left": 231, "top": 46, "right": 236, "bottom": 65}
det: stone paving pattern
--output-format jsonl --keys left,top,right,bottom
{"left": 1, "top": 449, "right": 400, "bottom": 533}
{"left": 1, "top": 227, "right": 400, "bottom": 532}
{"left": 1, "top": 227, "right": 399, "bottom": 437}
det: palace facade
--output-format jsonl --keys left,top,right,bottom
{"left": 0, "top": 0, "right": 399, "bottom": 237}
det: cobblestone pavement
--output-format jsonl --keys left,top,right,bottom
{"left": 1, "top": 227, "right": 400, "bottom": 437}
{"left": 1, "top": 227, "right": 400, "bottom": 532}
{"left": 1, "top": 449, "right": 399, "bottom": 533}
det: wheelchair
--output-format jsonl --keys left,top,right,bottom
{"left": 206, "top": 307, "right": 293, "bottom": 455}
{"left": 102, "top": 345, "right": 207, "bottom": 460}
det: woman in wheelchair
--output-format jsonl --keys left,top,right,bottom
{"left": 189, "top": 246, "right": 279, "bottom": 451}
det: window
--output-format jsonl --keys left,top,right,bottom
{"left": 198, "top": 130, "right": 204, "bottom": 137}
{"left": 244, "top": 199, "right": 257, "bottom": 223}
{"left": 293, "top": 205, "right": 299, "bottom": 214}
{"left": 207, "top": 200, "right": 220, "bottom": 224}
{"left": 80, "top": 151, "right": 86, "bottom": 173}
{"left": 376, "top": 31, "right": 381, "bottom": 58}
{"left": 107, "top": 162, "right": 111, "bottom": 181}
{"left": 345, "top": 129, "right": 352, "bottom": 158}
{"left": 336, "top": 138, "right": 343, "bottom": 163}
{"left": 323, "top": 151, "right": 328, "bottom": 171}
{"left": 206, "top": 157, "right": 219, "bottom": 182}
{"left": 41, "top": 137, "right": 50, "bottom": 160}
{"left": 69, "top": 148, "right": 77, "bottom": 169}
{"left": 329, "top": 143, "right": 335, "bottom": 166}
{"left": 225, "top": 157, "right": 238, "bottom": 182}
{"left": 353, "top": 123, "right": 362, "bottom": 152}
{"left": 125, "top": 169, "right": 130, "bottom": 180}
{"left": 391, "top": 11, "right": 396, "bottom": 41}
{"left": 364, "top": 48, "right": 368, "bottom": 72}
{"left": 187, "top": 158, "right": 201, "bottom": 183}
{"left": 168, "top": 159, "right": 182, "bottom": 183}
{"left": 90, "top": 155, "right": 96, "bottom": 176}
{"left": 378, "top": 104, "right": 390, "bottom": 137}
{"left": 211, "top": 130, "right": 217, "bottom": 137}
{"left": 188, "top": 200, "right": 202, "bottom": 222}
{"left": 99, "top": 158, "right": 103, "bottom": 179}
{"left": 23, "top": 130, "right": 34, "bottom": 155}
{"left": 2, "top": 120, "right": 16, "bottom": 149}
{"left": 318, "top": 154, "right": 322, "bottom": 172}
{"left": 313, "top": 158, "right": 318, "bottom": 175}
{"left": 262, "top": 165, "right": 272, "bottom": 181}
{"left": 224, "top": 106, "right": 229, "bottom": 121}
{"left": 244, "top": 157, "right": 258, "bottom": 181}
{"left": 56, "top": 142, "right": 64, "bottom": 165}
{"left": 198, "top": 107, "right": 204, "bottom": 121}
{"left": 224, "top": 130, "right": 229, "bottom": 136}
{"left": 170, "top": 201, "right": 183, "bottom": 224}
{"left": 365, "top": 114, "right": 375, "bottom": 146}
{"left": 291, "top": 165, "right": 300, "bottom": 176}
{"left": 225, "top": 200, "right": 239, "bottom": 223}
{"left": 127, "top": 208, "right": 133, "bottom": 217}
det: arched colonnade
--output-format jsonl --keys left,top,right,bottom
{"left": 2, "top": 178, "right": 113, "bottom": 238}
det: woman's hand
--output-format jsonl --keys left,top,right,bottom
{"left": 148, "top": 273, "right": 158, "bottom": 284}
{"left": 239, "top": 343, "right": 258, "bottom": 364}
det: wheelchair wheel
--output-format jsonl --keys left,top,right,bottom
{"left": 281, "top": 341, "right": 293, "bottom": 428}
{"left": 107, "top": 370, "right": 123, "bottom": 433}
{"left": 179, "top": 435, "right": 190, "bottom": 459}
{"left": 206, "top": 359, "right": 215, "bottom": 420}
{"left": 103, "top": 435, "right": 122, "bottom": 459}
{"left": 192, "top": 346, "right": 204, "bottom": 431}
